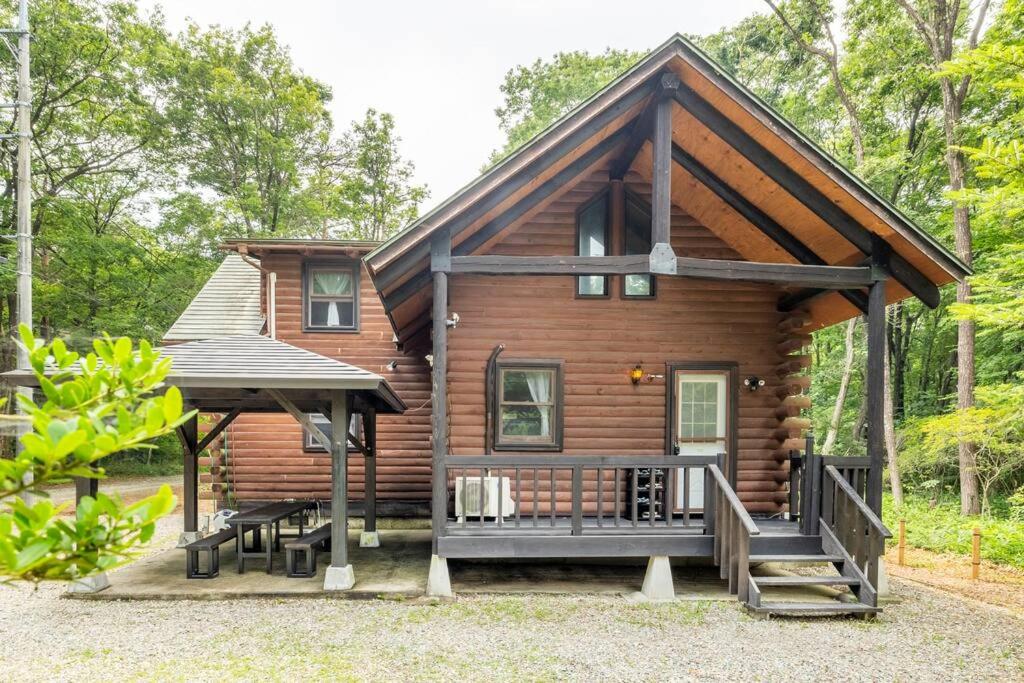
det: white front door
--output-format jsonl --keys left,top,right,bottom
{"left": 674, "top": 372, "right": 729, "bottom": 511}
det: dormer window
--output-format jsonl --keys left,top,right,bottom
{"left": 304, "top": 260, "right": 359, "bottom": 332}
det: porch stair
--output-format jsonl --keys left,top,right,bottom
{"left": 744, "top": 525, "right": 881, "bottom": 618}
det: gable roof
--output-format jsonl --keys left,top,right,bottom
{"left": 164, "top": 254, "right": 264, "bottom": 342}
{"left": 364, "top": 34, "right": 967, "bottom": 341}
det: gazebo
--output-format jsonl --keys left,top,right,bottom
{"left": 7, "top": 334, "right": 406, "bottom": 591}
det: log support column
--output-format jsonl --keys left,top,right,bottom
{"left": 359, "top": 406, "right": 380, "bottom": 548}
{"left": 325, "top": 389, "right": 355, "bottom": 590}
{"left": 649, "top": 73, "right": 680, "bottom": 275}
{"left": 866, "top": 243, "right": 889, "bottom": 516}
{"left": 176, "top": 411, "right": 201, "bottom": 547}
{"left": 428, "top": 231, "right": 454, "bottom": 598}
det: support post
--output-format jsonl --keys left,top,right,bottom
{"left": 427, "top": 233, "right": 454, "bottom": 597}
{"left": 866, "top": 251, "right": 887, "bottom": 517}
{"left": 649, "top": 74, "right": 678, "bottom": 275}
{"left": 359, "top": 406, "right": 379, "bottom": 548}
{"left": 73, "top": 475, "right": 98, "bottom": 505}
{"left": 14, "top": 0, "right": 33, "bottom": 506}
{"left": 175, "top": 411, "right": 201, "bottom": 546}
{"left": 640, "top": 556, "right": 675, "bottom": 601}
{"left": 325, "top": 389, "right": 355, "bottom": 590}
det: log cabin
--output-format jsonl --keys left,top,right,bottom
{"left": 156, "top": 34, "right": 967, "bottom": 614}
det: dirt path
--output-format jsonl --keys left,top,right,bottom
{"left": 886, "top": 544, "right": 1024, "bottom": 614}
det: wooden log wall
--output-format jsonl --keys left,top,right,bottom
{"left": 218, "top": 256, "right": 433, "bottom": 504}
{"left": 446, "top": 169, "right": 809, "bottom": 514}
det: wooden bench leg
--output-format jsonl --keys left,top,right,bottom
{"left": 306, "top": 546, "right": 317, "bottom": 577}
{"left": 210, "top": 546, "right": 220, "bottom": 579}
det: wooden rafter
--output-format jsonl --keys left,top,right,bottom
{"left": 670, "top": 85, "right": 939, "bottom": 307}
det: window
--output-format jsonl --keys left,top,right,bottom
{"left": 576, "top": 192, "right": 609, "bottom": 297}
{"left": 303, "top": 413, "right": 364, "bottom": 453}
{"left": 304, "top": 261, "right": 359, "bottom": 331}
{"left": 493, "top": 361, "right": 564, "bottom": 451}
{"left": 623, "top": 193, "right": 655, "bottom": 298}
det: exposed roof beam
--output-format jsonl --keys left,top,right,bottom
{"left": 609, "top": 73, "right": 680, "bottom": 180}
{"left": 383, "top": 119, "right": 637, "bottom": 314}
{"left": 670, "top": 85, "right": 940, "bottom": 308}
{"left": 671, "top": 143, "right": 868, "bottom": 314}
{"left": 373, "top": 77, "right": 659, "bottom": 295}
{"left": 443, "top": 254, "right": 875, "bottom": 289}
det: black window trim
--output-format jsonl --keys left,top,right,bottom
{"left": 621, "top": 188, "right": 657, "bottom": 300}
{"left": 302, "top": 258, "right": 361, "bottom": 333}
{"left": 302, "top": 412, "right": 363, "bottom": 453}
{"left": 492, "top": 358, "right": 565, "bottom": 452}
{"left": 574, "top": 189, "right": 610, "bottom": 299}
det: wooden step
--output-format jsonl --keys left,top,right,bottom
{"left": 751, "top": 575, "right": 859, "bottom": 587}
{"left": 749, "top": 554, "right": 844, "bottom": 564}
{"left": 747, "top": 601, "right": 879, "bottom": 617}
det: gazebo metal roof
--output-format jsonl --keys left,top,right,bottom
{"left": 4, "top": 334, "right": 406, "bottom": 415}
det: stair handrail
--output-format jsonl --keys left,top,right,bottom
{"left": 821, "top": 464, "right": 892, "bottom": 594}
{"left": 708, "top": 462, "right": 758, "bottom": 602}
{"left": 823, "top": 466, "right": 892, "bottom": 539}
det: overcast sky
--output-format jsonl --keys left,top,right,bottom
{"left": 141, "top": 1, "right": 769, "bottom": 206}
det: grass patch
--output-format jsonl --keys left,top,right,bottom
{"left": 884, "top": 493, "right": 1024, "bottom": 569}
{"left": 618, "top": 600, "right": 710, "bottom": 628}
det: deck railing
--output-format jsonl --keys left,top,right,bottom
{"left": 788, "top": 437, "right": 871, "bottom": 535}
{"left": 821, "top": 464, "right": 892, "bottom": 594}
{"left": 708, "top": 462, "right": 760, "bottom": 602}
{"left": 440, "top": 455, "right": 718, "bottom": 536}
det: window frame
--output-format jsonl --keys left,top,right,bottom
{"left": 621, "top": 189, "right": 657, "bottom": 300}
{"left": 491, "top": 358, "right": 565, "bottom": 452}
{"left": 302, "top": 412, "right": 364, "bottom": 453}
{"left": 302, "top": 258, "right": 361, "bottom": 333}
{"left": 574, "top": 190, "right": 611, "bottom": 299}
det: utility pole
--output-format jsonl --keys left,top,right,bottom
{"left": 5, "top": 0, "right": 32, "bottom": 499}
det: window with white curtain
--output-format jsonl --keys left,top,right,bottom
{"left": 305, "top": 261, "right": 358, "bottom": 331}
{"left": 494, "top": 361, "right": 564, "bottom": 450}
{"left": 303, "top": 412, "right": 364, "bottom": 453}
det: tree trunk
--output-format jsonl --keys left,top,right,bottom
{"left": 884, "top": 352, "right": 904, "bottom": 507}
{"left": 938, "top": 79, "right": 981, "bottom": 515}
{"left": 823, "top": 317, "right": 857, "bottom": 454}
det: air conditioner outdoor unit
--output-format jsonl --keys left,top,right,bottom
{"left": 455, "top": 476, "right": 514, "bottom": 521}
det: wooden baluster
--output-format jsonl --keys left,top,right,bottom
{"left": 460, "top": 467, "right": 467, "bottom": 528}
{"left": 597, "top": 467, "right": 604, "bottom": 528}
{"left": 614, "top": 468, "right": 621, "bottom": 527}
{"left": 626, "top": 471, "right": 634, "bottom": 528}
{"left": 496, "top": 467, "right": 503, "bottom": 528}
{"left": 665, "top": 465, "right": 675, "bottom": 528}
{"left": 533, "top": 468, "right": 539, "bottom": 528}
{"left": 479, "top": 468, "right": 486, "bottom": 528}
{"left": 515, "top": 467, "right": 522, "bottom": 529}
{"left": 682, "top": 467, "right": 690, "bottom": 527}
{"left": 571, "top": 466, "right": 583, "bottom": 536}
{"left": 550, "top": 468, "right": 556, "bottom": 528}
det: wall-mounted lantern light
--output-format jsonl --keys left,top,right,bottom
{"left": 630, "top": 363, "right": 645, "bottom": 385}
{"left": 744, "top": 376, "right": 766, "bottom": 391}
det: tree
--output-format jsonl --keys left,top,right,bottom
{"left": 896, "top": 0, "right": 994, "bottom": 515}
{"left": 490, "top": 49, "right": 642, "bottom": 164}
{"left": 335, "top": 109, "right": 428, "bottom": 242}
{"left": 0, "top": 325, "right": 191, "bottom": 582}
{"left": 161, "top": 22, "right": 339, "bottom": 238}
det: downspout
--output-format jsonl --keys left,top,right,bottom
{"left": 267, "top": 271, "right": 277, "bottom": 339}
{"left": 483, "top": 344, "right": 505, "bottom": 455}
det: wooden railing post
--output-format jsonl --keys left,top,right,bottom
{"left": 571, "top": 465, "right": 583, "bottom": 535}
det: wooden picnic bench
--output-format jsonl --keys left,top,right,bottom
{"left": 285, "top": 523, "right": 332, "bottom": 578}
{"left": 185, "top": 527, "right": 237, "bottom": 579}
{"left": 229, "top": 501, "right": 311, "bottom": 574}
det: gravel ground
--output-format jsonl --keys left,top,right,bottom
{"left": 1, "top": 518, "right": 1022, "bottom": 682}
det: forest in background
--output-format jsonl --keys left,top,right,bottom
{"left": 1, "top": 0, "right": 1022, "bottom": 529}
